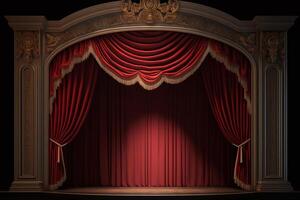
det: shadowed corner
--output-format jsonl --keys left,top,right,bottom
{"left": 0, "top": 16, "right": 14, "bottom": 191}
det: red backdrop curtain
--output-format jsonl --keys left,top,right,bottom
{"left": 49, "top": 31, "right": 252, "bottom": 190}
{"left": 49, "top": 58, "right": 98, "bottom": 189}
{"left": 201, "top": 56, "right": 251, "bottom": 190}
{"left": 63, "top": 61, "right": 235, "bottom": 187}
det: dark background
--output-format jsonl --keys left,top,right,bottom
{"left": 0, "top": 0, "right": 299, "bottom": 191}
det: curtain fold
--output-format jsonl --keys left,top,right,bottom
{"left": 49, "top": 31, "right": 252, "bottom": 190}
{"left": 49, "top": 31, "right": 251, "bottom": 112}
{"left": 91, "top": 32, "right": 209, "bottom": 84}
{"left": 208, "top": 40, "right": 252, "bottom": 112}
{"left": 63, "top": 66, "right": 236, "bottom": 187}
{"left": 201, "top": 55, "right": 251, "bottom": 190}
{"left": 49, "top": 57, "right": 98, "bottom": 189}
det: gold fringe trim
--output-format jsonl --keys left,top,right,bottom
{"left": 234, "top": 175, "right": 252, "bottom": 191}
{"left": 233, "top": 139, "right": 252, "bottom": 191}
{"left": 50, "top": 45, "right": 211, "bottom": 111}
{"left": 49, "top": 39, "right": 254, "bottom": 190}
{"left": 207, "top": 42, "right": 252, "bottom": 114}
{"left": 50, "top": 44, "right": 94, "bottom": 114}
{"left": 50, "top": 43, "right": 252, "bottom": 114}
{"left": 91, "top": 46, "right": 211, "bottom": 90}
{"left": 48, "top": 146, "right": 67, "bottom": 190}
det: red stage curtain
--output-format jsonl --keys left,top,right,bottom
{"left": 209, "top": 40, "right": 252, "bottom": 112}
{"left": 50, "top": 40, "right": 91, "bottom": 101}
{"left": 63, "top": 63, "right": 236, "bottom": 187}
{"left": 49, "top": 58, "right": 98, "bottom": 189}
{"left": 49, "top": 31, "right": 251, "bottom": 112}
{"left": 49, "top": 31, "right": 252, "bottom": 190}
{"left": 91, "top": 31, "right": 208, "bottom": 86}
{"left": 201, "top": 55, "right": 251, "bottom": 190}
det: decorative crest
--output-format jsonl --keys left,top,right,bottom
{"left": 263, "top": 32, "right": 284, "bottom": 65}
{"left": 121, "top": 0, "right": 179, "bottom": 24}
{"left": 16, "top": 31, "right": 39, "bottom": 62}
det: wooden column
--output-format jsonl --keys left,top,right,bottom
{"left": 6, "top": 17, "right": 46, "bottom": 191}
{"left": 255, "top": 17, "right": 294, "bottom": 191}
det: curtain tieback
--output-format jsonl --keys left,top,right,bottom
{"left": 50, "top": 139, "right": 67, "bottom": 163}
{"left": 233, "top": 138, "right": 250, "bottom": 163}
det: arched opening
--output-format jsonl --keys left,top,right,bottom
{"left": 5, "top": 0, "right": 296, "bottom": 194}
{"left": 47, "top": 31, "right": 253, "bottom": 192}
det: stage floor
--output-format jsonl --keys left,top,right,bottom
{"left": 55, "top": 187, "right": 247, "bottom": 196}
{"left": 2, "top": 188, "right": 300, "bottom": 200}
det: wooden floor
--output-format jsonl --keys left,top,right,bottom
{"left": 1, "top": 190, "right": 300, "bottom": 200}
{"left": 56, "top": 187, "right": 246, "bottom": 196}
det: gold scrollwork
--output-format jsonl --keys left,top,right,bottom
{"left": 121, "top": 0, "right": 179, "bottom": 24}
{"left": 46, "top": 33, "right": 60, "bottom": 54}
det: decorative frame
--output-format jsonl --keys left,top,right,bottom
{"left": 5, "top": 0, "right": 297, "bottom": 191}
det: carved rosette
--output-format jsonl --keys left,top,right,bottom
{"left": 16, "top": 31, "right": 40, "bottom": 65}
{"left": 262, "top": 32, "right": 284, "bottom": 67}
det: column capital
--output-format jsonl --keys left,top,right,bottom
{"left": 5, "top": 16, "right": 47, "bottom": 31}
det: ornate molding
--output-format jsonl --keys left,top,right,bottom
{"left": 240, "top": 33, "right": 257, "bottom": 56}
{"left": 262, "top": 32, "right": 284, "bottom": 66}
{"left": 121, "top": 0, "right": 179, "bottom": 24}
{"left": 11, "top": 29, "right": 43, "bottom": 191}
{"left": 16, "top": 31, "right": 40, "bottom": 64}
{"left": 46, "top": 33, "right": 61, "bottom": 55}
{"left": 45, "top": 13, "right": 256, "bottom": 59}
{"left": 40, "top": 2, "right": 282, "bottom": 59}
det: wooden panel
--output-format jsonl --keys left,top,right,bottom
{"left": 265, "top": 66, "right": 280, "bottom": 178}
{"left": 21, "top": 66, "right": 35, "bottom": 178}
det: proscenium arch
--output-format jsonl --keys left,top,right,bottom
{"left": 43, "top": 1, "right": 258, "bottom": 190}
{"left": 5, "top": 0, "right": 295, "bottom": 192}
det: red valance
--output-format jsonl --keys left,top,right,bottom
{"left": 49, "top": 31, "right": 251, "bottom": 113}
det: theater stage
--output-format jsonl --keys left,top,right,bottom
{"left": 55, "top": 187, "right": 245, "bottom": 196}
{"left": 1, "top": 188, "right": 299, "bottom": 200}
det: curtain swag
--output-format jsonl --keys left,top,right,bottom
{"left": 49, "top": 31, "right": 252, "bottom": 191}
{"left": 49, "top": 31, "right": 251, "bottom": 114}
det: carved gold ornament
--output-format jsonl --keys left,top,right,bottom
{"left": 239, "top": 33, "right": 256, "bottom": 55}
{"left": 263, "top": 32, "right": 284, "bottom": 65}
{"left": 16, "top": 31, "right": 39, "bottom": 62}
{"left": 46, "top": 33, "right": 60, "bottom": 54}
{"left": 121, "top": 0, "right": 179, "bottom": 23}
